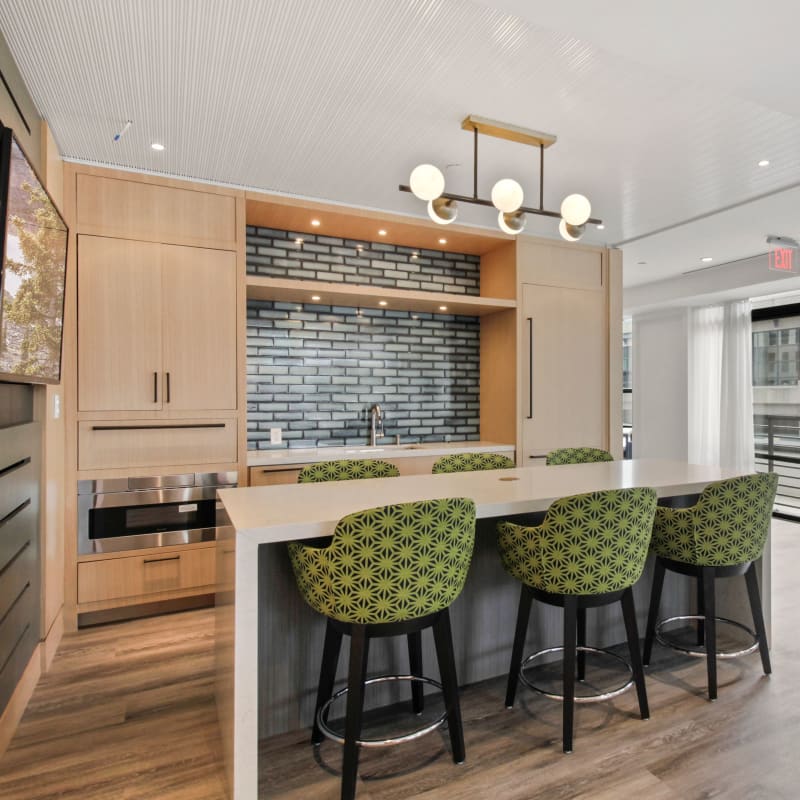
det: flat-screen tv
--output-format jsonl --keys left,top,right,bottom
{"left": 0, "top": 124, "right": 68, "bottom": 384}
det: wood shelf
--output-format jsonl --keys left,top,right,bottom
{"left": 245, "top": 276, "right": 516, "bottom": 316}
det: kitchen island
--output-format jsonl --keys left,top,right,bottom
{"left": 216, "top": 459, "right": 746, "bottom": 799}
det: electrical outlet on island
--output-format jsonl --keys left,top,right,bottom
{"left": 270, "top": 427, "right": 282, "bottom": 445}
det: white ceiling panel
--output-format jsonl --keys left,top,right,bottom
{"left": 1, "top": 0, "right": 800, "bottom": 289}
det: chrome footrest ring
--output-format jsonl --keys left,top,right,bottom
{"left": 519, "top": 646, "right": 634, "bottom": 703}
{"left": 655, "top": 615, "right": 759, "bottom": 659}
{"left": 316, "top": 674, "right": 447, "bottom": 748}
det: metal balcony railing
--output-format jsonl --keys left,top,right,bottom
{"left": 755, "top": 414, "right": 800, "bottom": 518}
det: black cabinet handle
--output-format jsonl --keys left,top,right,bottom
{"left": 143, "top": 555, "right": 180, "bottom": 564}
{"left": 92, "top": 423, "right": 225, "bottom": 431}
{"left": 153, "top": 371, "right": 158, "bottom": 403}
{"left": 166, "top": 371, "right": 171, "bottom": 403}
{"left": 527, "top": 317, "right": 533, "bottom": 419}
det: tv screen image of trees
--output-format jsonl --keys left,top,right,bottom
{"left": 0, "top": 137, "right": 68, "bottom": 382}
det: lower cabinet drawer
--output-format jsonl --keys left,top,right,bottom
{"left": 78, "top": 419, "right": 237, "bottom": 470}
{"left": 249, "top": 466, "right": 302, "bottom": 486}
{"left": 78, "top": 547, "right": 216, "bottom": 604}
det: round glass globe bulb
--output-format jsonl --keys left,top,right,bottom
{"left": 491, "top": 179, "right": 524, "bottom": 213}
{"left": 409, "top": 164, "right": 445, "bottom": 201}
{"left": 560, "top": 194, "right": 591, "bottom": 226}
{"left": 428, "top": 198, "right": 457, "bottom": 225}
{"left": 559, "top": 219, "right": 585, "bottom": 242}
{"left": 498, "top": 211, "right": 526, "bottom": 236}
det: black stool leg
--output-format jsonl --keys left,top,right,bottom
{"left": 643, "top": 557, "right": 666, "bottom": 666}
{"left": 577, "top": 607, "right": 587, "bottom": 681}
{"left": 407, "top": 631, "right": 424, "bottom": 714}
{"left": 745, "top": 562, "right": 772, "bottom": 675}
{"left": 562, "top": 596, "right": 578, "bottom": 754}
{"left": 312, "top": 620, "right": 343, "bottom": 745}
{"left": 432, "top": 608, "right": 465, "bottom": 764}
{"left": 342, "top": 625, "right": 370, "bottom": 800}
{"left": 697, "top": 573, "right": 705, "bottom": 646}
{"left": 702, "top": 567, "right": 717, "bottom": 701}
{"left": 505, "top": 585, "right": 533, "bottom": 708}
{"left": 620, "top": 587, "right": 649, "bottom": 720}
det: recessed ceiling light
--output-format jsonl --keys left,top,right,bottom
{"left": 758, "top": 160, "right": 770, "bottom": 167}
{"left": 411, "top": 251, "right": 419, "bottom": 259}
{"left": 438, "top": 238, "right": 447, "bottom": 245}
{"left": 597, "top": 224, "right": 605, "bottom": 230}
{"left": 439, "top": 305, "right": 448, "bottom": 311}
{"left": 151, "top": 142, "right": 165, "bottom": 151}
{"left": 378, "top": 229, "right": 387, "bottom": 236}
{"left": 295, "top": 238, "right": 304, "bottom": 245}
{"left": 311, "top": 295, "right": 321, "bottom": 301}
{"left": 701, "top": 256, "right": 713, "bottom": 263}
{"left": 311, "top": 219, "right": 321, "bottom": 227}
{"left": 379, "top": 300, "right": 388, "bottom": 306}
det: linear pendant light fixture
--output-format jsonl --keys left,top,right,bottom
{"left": 400, "top": 115, "right": 602, "bottom": 240}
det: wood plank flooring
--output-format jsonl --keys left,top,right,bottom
{"left": 1, "top": 519, "right": 798, "bottom": 799}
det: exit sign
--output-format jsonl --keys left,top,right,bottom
{"left": 769, "top": 246, "right": 795, "bottom": 272}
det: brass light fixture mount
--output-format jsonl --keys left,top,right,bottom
{"left": 400, "top": 115, "right": 602, "bottom": 239}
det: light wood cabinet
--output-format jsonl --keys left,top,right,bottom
{"left": 78, "top": 418, "right": 237, "bottom": 471}
{"left": 77, "top": 237, "right": 162, "bottom": 411}
{"left": 77, "top": 545, "right": 216, "bottom": 607}
{"left": 520, "top": 283, "right": 606, "bottom": 459}
{"left": 78, "top": 235, "right": 237, "bottom": 414}
{"left": 75, "top": 173, "right": 238, "bottom": 249}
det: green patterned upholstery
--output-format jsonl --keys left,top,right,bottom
{"left": 651, "top": 473, "right": 778, "bottom": 567}
{"left": 545, "top": 447, "right": 614, "bottom": 466}
{"left": 497, "top": 488, "right": 657, "bottom": 595}
{"left": 297, "top": 458, "right": 400, "bottom": 483}
{"left": 289, "top": 498, "right": 476, "bottom": 624}
{"left": 432, "top": 452, "right": 515, "bottom": 474}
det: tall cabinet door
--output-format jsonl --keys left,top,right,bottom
{"left": 521, "top": 283, "right": 606, "bottom": 460}
{"left": 161, "top": 245, "right": 237, "bottom": 410}
{"left": 78, "top": 236, "right": 163, "bottom": 411}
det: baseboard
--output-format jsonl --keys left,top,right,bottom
{"left": 41, "top": 608, "right": 64, "bottom": 673}
{"left": 0, "top": 644, "right": 42, "bottom": 758}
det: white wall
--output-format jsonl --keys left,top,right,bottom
{"left": 632, "top": 308, "right": 689, "bottom": 459}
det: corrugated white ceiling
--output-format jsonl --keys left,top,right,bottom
{"left": 2, "top": 0, "right": 799, "bottom": 282}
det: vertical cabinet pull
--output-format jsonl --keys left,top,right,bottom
{"left": 165, "top": 372, "right": 171, "bottom": 403}
{"left": 527, "top": 317, "right": 534, "bottom": 419}
{"left": 153, "top": 371, "right": 158, "bottom": 403}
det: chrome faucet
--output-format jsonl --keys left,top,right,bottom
{"left": 369, "top": 404, "right": 384, "bottom": 446}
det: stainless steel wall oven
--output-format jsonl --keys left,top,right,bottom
{"left": 78, "top": 472, "right": 237, "bottom": 555}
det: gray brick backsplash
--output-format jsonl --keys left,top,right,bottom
{"left": 247, "top": 299, "right": 480, "bottom": 450}
{"left": 247, "top": 226, "right": 479, "bottom": 295}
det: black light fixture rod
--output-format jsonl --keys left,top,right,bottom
{"left": 473, "top": 126, "right": 478, "bottom": 200}
{"left": 539, "top": 144, "right": 544, "bottom": 211}
{"left": 398, "top": 185, "right": 602, "bottom": 225}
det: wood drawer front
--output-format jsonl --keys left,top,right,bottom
{"left": 78, "top": 420, "right": 237, "bottom": 470}
{"left": 248, "top": 467, "right": 302, "bottom": 486}
{"left": 78, "top": 548, "right": 216, "bottom": 604}
{"left": 76, "top": 174, "right": 237, "bottom": 249}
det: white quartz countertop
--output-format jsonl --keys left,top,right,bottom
{"left": 220, "top": 459, "right": 740, "bottom": 546}
{"left": 247, "top": 440, "right": 514, "bottom": 468}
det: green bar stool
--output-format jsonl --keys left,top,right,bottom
{"left": 545, "top": 447, "right": 614, "bottom": 465}
{"left": 498, "top": 487, "right": 657, "bottom": 753}
{"left": 289, "top": 497, "right": 476, "bottom": 800}
{"left": 642, "top": 472, "right": 778, "bottom": 700}
{"left": 297, "top": 458, "right": 400, "bottom": 482}
{"left": 296, "top": 458, "right": 429, "bottom": 715}
{"left": 432, "top": 452, "right": 515, "bottom": 473}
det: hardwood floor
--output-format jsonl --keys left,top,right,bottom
{"left": 2, "top": 520, "right": 798, "bottom": 799}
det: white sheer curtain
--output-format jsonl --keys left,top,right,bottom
{"left": 688, "top": 300, "right": 754, "bottom": 471}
